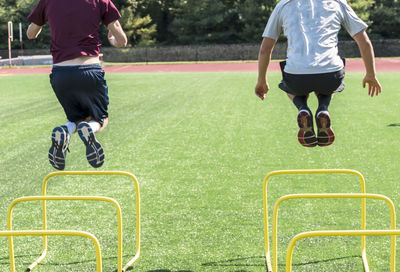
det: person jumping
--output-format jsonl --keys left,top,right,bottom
{"left": 255, "top": 0, "right": 382, "bottom": 147}
{"left": 27, "top": 0, "right": 128, "bottom": 169}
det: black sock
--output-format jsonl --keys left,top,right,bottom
{"left": 292, "top": 96, "right": 310, "bottom": 112}
{"left": 316, "top": 94, "right": 332, "bottom": 113}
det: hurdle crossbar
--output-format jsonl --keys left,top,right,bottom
{"left": 7, "top": 196, "right": 122, "bottom": 272}
{"left": 32, "top": 171, "right": 140, "bottom": 272}
{"left": 273, "top": 193, "right": 396, "bottom": 272}
{"left": 286, "top": 230, "right": 400, "bottom": 272}
{"left": 1, "top": 230, "right": 101, "bottom": 272}
{"left": 262, "top": 169, "right": 367, "bottom": 272}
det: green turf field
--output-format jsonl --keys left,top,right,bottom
{"left": 0, "top": 71, "right": 398, "bottom": 271}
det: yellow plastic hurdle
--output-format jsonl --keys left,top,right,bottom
{"left": 7, "top": 196, "right": 122, "bottom": 272}
{"left": 263, "top": 169, "right": 368, "bottom": 272}
{"left": 286, "top": 230, "right": 400, "bottom": 272}
{"left": 31, "top": 171, "right": 140, "bottom": 272}
{"left": 273, "top": 193, "right": 396, "bottom": 272}
{"left": 0, "top": 230, "right": 102, "bottom": 272}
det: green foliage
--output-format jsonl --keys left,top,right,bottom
{"left": 238, "top": 0, "right": 276, "bottom": 42}
{"left": 369, "top": 1, "right": 400, "bottom": 39}
{"left": 110, "top": 0, "right": 157, "bottom": 46}
{"left": 347, "top": 0, "right": 374, "bottom": 23}
{"left": 169, "top": 0, "right": 243, "bottom": 44}
{"left": 136, "top": 0, "right": 178, "bottom": 43}
{"left": 0, "top": 0, "right": 50, "bottom": 49}
{"left": 119, "top": 6, "right": 157, "bottom": 46}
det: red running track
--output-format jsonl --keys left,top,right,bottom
{"left": 0, "top": 59, "right": 398, "bottom": 74}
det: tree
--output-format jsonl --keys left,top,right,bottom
{"left": 169, "top": 0, "right": 242, "bottom": 44}
{"left": 368, "top": 0, "right": 400, "bottom": 39}
{"left": 137, "top": 0, "right": 178, "bottom": 44}
{"left": 347, "top": 0, "right": 374, "bottom": 23}
{"left": 238, "top": 0, "right": 276, "bottom": 43}
{"left": 0, "top": 0, "right": 51, "bottom": 50}
{"left": 118, "top": 4, "right": 157, "bottom": 46}
{"left": 338, "top": 0, "right": 374, "bottom": 40}
{"left": 100, "top": 0, "right": 157, "bottom": 46}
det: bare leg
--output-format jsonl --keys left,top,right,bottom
{"left": 98, "top": 117, "right": 108, "bottom": 132}
{"left": 287, "top": 93, "right": 295, "bottom": 101}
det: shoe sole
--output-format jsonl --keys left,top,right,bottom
{"left": 48, "top": 127, "right": 67, "bottom": 170}
{"left": 297, "top": 111, "right": 317, "bottom": 147}
{"left": 316, "top": 112, "right": 335, "bottom": 146}
{"left": 78, "top": 123, "right": 105, "bottom": 168}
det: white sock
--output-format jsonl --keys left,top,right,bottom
{"left": 65, "top": 121, "right": 76, "bottom": 136}
{"left": 88, "top": 120, "right": 101, "bottom": 133}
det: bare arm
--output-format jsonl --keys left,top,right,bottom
{"left": 26, "top": 23, "right": 43, "bottom": 39}
{"left": 353, "top": 29, "right": 382, "bottom": 97}
{"left": 107, "top": 20, "right": 127, "bottom": 47}
{"left": 255, "top": 37, "right": 276, "bottom": 100}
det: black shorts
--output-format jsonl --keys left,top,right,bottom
{"left": 278, "top": 60, "right": 345, "bottom": 96}
{"left": 50, "top": 64, "right": 109, "bottom": 126}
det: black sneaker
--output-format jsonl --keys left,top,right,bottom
{"left": 297, "top": 110, "right": 317, "bottom": 147}
{"left": 48, "top": 126, "right": 70, "bottom": 170}
{"left": 316, "top": 111, "right": 335, "bottom": 146}
{"left": 77, "top": 122, "right": 105, "bottom": 168}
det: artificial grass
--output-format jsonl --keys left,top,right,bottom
{"left": 0, "top": 71, "right": 398, "bottom": 271}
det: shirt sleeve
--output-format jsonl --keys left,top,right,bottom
{"left": 27, "top": 0, "right": 47, "bottom": 26}
{"left": 101, "top": 0, "right": 122, "bottom": 26}
{"left": 339, "top": 0, "right": 368, "bottom": 37}
{"left": 262, "top": 4, "right": 283, "bottom": 40}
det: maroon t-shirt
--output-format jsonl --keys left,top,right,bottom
{"left": 27, "top": 0, "right": 121, "bottom": 64}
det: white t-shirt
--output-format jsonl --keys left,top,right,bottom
{"left": 262, "top": 0, "right": 367, "bottom": 74}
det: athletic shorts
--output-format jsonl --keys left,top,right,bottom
{"left": 278, "top": 60, "right": 345, "bottom": 96}
{"left": 50, "top": 64, "right": 109, "bottom": 126}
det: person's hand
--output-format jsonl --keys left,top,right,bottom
{"left": 363, "top": 74, "right": 382, "bottom": 97}
{"left": 255, "top": 81, "right": 270, "bottom": 100}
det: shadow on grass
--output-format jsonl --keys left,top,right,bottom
{"left": 0, "top": 255, "right": 194, "bottom": 272}
{"left": 388, "top": 123, "right": 400, "bottom": 127}
{"left": 202, "top": 255, "right": 267, "bottom": 267}
{"left": 284, "top": 255, "right": 360, "bottom": 267}
{"left": 202, "top": 255, "right": 360, "bottom": 270}
{"left": 0, "top": 255, "right": 195, "bottom": 272}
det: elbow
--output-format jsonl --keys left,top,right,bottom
{"left": 259, "top": 38, "right": 275, "bottom": 57}
{"left": 26, "top": 32, "right": 36, "bottom": 40}
{"left": 117, "top": 41, "right": 127, "bottom": 47}
{"left": 27, "top": 28, "right": 41, "bottom": 40}
{"left": 118, "top": 35, "right": 128, "bottom": 47}
{"left": 259, "top": 46, "right": 273, "bottom": 59}
{"left": 259, "top": 47, "right": 272, "bottom": 56}
{"left": 111, "top": 35, "right": 128, "bottom": 47}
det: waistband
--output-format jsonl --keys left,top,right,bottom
{"left": 51, "top": 63, "right": 102, "bottom": 72}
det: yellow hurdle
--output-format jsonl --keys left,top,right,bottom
{"left": 30, "top": 171, "right": 140, "bottom": 272}
{"left": 262, "top": 169, "right": 368, "bottom": 272}
{"left": 273, "top": 193, "right": 396, "bottom": 272}
{"left": 1, "top": 230, "right": 102, "bottom": 272}
{"left": 7, "top": 196, "right": 122, "bottom": 272}
{"left": 286, "top": 230, "right": 400, "bottom": 272}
